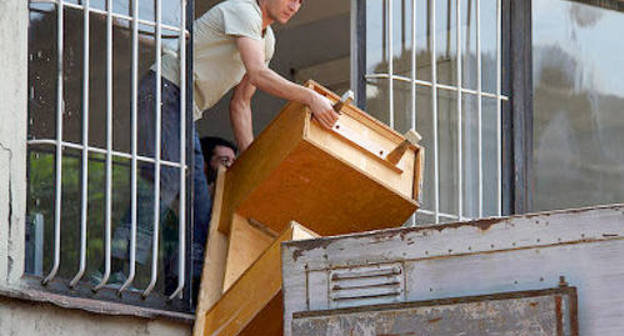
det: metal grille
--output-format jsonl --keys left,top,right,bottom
{"left": 364, "top": 0, "right": 507, "bottom": 224}
{"left": 26, "top": 0, "right": 191, "bottom": 305}
{"left": 329, "top": 263, "right": 405, "bottom": 308}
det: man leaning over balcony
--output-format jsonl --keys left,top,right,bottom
{"left": 101, "top": 0, "right": 340, "bottom": 299}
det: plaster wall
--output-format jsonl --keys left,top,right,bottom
{"left": 0, "top": 0, "right": 28, "bottom": 287}
{"left": 0, "top": 296, "right": 191, "bottom": 336}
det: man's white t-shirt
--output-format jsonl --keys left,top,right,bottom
{"left": 159, "top": 0, "right": 275, "bottom": 121}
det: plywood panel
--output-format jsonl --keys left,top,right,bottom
{"left": 223, "top": 215, "right": 276, "bottom": 292}
{"left": 307, "top": 118, "right": 416, "bottom": 199}
{"left": 218, "top": 103, "right": 308, "bottom": 234}
{"left": 193, "top": 167, "right": 229, "bottom": 336}
{"left": 237, "top": 141, "right": 418, "bottom": 236}
{"left": 203, "top": 222, "right": 317, "bottom": 336}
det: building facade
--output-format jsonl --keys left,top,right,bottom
{"left": 1, "top": 0, "right": 622, "bottom": 334}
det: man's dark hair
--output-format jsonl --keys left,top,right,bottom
{"left": 199, "top": 136, "right": 237, "bottom": 165}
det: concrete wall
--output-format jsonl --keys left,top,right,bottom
{"left": 0, "top": 0, "right": 28, "bottom": 287}
{"left": 0, "top": 296, "right": 191, "bottom": 336}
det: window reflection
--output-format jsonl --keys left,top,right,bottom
{"left": 533, "top": 0, "right": 624, "bottom": 211}
{"left": 365, "top": 0, "right": 504, "bottom": 222}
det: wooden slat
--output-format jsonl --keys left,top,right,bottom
{"left": 223, "top": 215, "right": 276, "bottom": 292}
{"left": 413, "top": 146, "right": 425, "bottom": 203}
{"left": 193, "top": 166, "right": 229, "bottom": 336}
{"left": 304, "top": 80, "right": 405, "bottom": 144}
{"left": 203, "top": 222, "right": 318, "bottom": 336}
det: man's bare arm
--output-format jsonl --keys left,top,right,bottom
{"left": 235, "top": 36, "right": 339, "bottom": 129}
{"left": 230, "top": 74, "right": 256, "bottom": 152}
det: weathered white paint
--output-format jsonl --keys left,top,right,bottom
{"left": 283, "top": 205, "right": 624, "bottom": 336}
{"left": 0, "top": 296, "right": 191, "bottom": 336}
{"left": 0, "top": 0, "right": 28, "bottom": 287}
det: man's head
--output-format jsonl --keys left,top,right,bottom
{"left": 259, "top": 0, "right": 303, "bottom": 25}
{"left": 200, "top": 136, "right": 237, "bottom": 183}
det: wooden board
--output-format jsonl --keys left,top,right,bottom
{"left": 223, "top": 215, "right": 276, "bottom": 292}
{"left": 203, "top": 222, "right": 318, "bottom": 336}
{"left": 236, "top": 140, "right": 418, "bottom": 236}
{"left": 413, "top": 146, "right": 425, "bottom": 202}
{"left": 218, "top": 103, "right": 308, "bottom": 235}
{"left": 193, "top": 166, "right": 229, "bottom": 336}
{"left": 307, "top": 115, "right": 415, "bottom": 199}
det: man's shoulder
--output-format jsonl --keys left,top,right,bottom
{"left": 214, "top": 0, "right": 261, "bottom": 16}
{"left": 197, "top": 0, "right": 261, "bottom": 32}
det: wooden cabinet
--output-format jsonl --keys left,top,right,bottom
{"left": 219, "top": 81, "right": 424, "bottom": 237}
{"left": 194, "top": 81, "right": 424, "bottom": 336}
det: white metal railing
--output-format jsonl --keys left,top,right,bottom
{"left": 30, "top": 0, "right": 190, "bottom": 300}
{"left": 365, "top": 0, "right": 506, "bottom": 224}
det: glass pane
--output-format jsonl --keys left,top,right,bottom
{"left": 25, "top": 149, "right": 55, "bottom": 277}
{"left": 414, "top": 0, "right": 431, "bottom": 82}
{"left": 414, "top": 212, "right": 435, "bottom": 226}
{"left": 28, "top": 2, "right": 57, "bottom": 141}
{"left": 461, "top": 93, "right": 479, "bottom": 217}
{"left": 393, "top": 79, "right": 412, "bottom": 133}
{"left": 435, "top": 0, "right": 458, "bottom": 87}
{"left": 393, "top": 0, "right": 413, "bottom": 77}
{"left": 461, "top": 0, "right": 477, "bottom": 90}
{"left": 437, "top": 88, "right": 458, "bottom": 215}
{"left": 447, "top": 91, "right": 462, "bottom": 218}
{"left": 482, "top": 96, "right": 499, "bottom": 215}
{"left": 366, "top": 77, "right": 390, "bottom": 125}
{"left": 480, "top": 0, "right": 498, "bottom": 94}
{"left": 532, "top": 0, "right": 624, "bottom": 211}
{"left": 414, "top": 85, "right": 434, "bottom": 211}
{"left": 366, "top": 0, "right": 388, "bottom": 74}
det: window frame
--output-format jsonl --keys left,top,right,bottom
{"left": 24, "top": 0, "right": 197, "bottom": 313}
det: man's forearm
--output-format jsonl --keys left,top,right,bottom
{"left": 229, "top": 100, "right": 254, "bottom": 152}
{"left": 246, "top": 68, "right": 315, "bottom": 106}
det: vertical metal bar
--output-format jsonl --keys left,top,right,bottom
{"left": 94, "top": 0, "right": 114, "bottom": 291}
{"left": 355, "top": 0, "right": 367, "bottom": 110}
{"left": 42, "top": 0, "right": 64, "bottom": 286}
{"left": 431, "top": 0, "right": 440, "bottom": 223}
{"left": 496, "top": 0, "right": 502, "bottom": 216}
{"left": 410, "top": 0, "right": 416, "bottom": 226}
{"left": 456, "top": 0, "right": 463, "bottom": 220}
{"left": 411, "top": 0, "right": 416, "bottom": 133}
{"left": 143, "top": 0, "right": 162, "bottom": 297}
{"left": 119, "top": 0, "right": 140, "bottom": 293}
{"left": 476, "top": 0, "right": 483, "bottom": 218}
{"left": 169, "top": 0, "right": 187, "bottom": 300}
{"left": 388, "top": 0, "right": 394, "bottom": 129}
{"left": 70, "top": 0, "right": 90, "bottom": 287}
{"left": 350, "top": 0, "right": 358, "bottom": 100}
